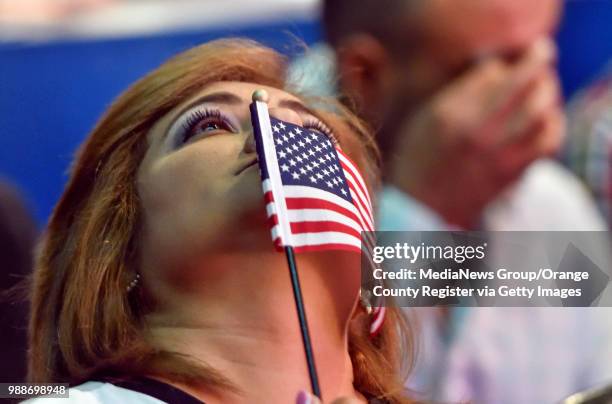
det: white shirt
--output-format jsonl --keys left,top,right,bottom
{"left": 23, "top": 381, "right": 165, "bottom": 404}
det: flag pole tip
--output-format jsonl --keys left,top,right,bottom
{"left": 252, "top": 89, "right": 270, "bottom": 103}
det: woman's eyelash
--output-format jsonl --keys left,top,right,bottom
{"left": 180, "top": 108, "right": 233, "bottom": 143}
{"left": 303, "top": 118, "right": 339, "bottom": 146}
{"left": 174, "top": 108, "right": 338, "bottom": 148}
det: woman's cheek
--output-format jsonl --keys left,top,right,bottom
{"left": 144, "top": 148, "right": 228, "bottom": 206}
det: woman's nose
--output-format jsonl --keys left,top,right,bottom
{"left": 243, "top": 107, "right": 304, "bottom": 154}
{"left": 243, "top": 129, "right": 257, "bottom": 154}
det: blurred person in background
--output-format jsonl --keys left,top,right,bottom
{"left": 289, "top": 0, "right": 612, "bottom": 403}
{"left": 0, "top": 180, "right": 37, "bottom": 387}
{"left": 292, "top": 0, "right": 605, "bottom": 232}
{"left": 563, "top": 62, "right": 612, "bottom": 228}
{"left": 25, "top": 38, "right": 414, "bottom": 404}
{"left": 0, "top": 0, "right": 112, "bottom": 24}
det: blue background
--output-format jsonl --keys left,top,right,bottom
{"left": 1, "top": 0, "right": 611, "bottom": 223}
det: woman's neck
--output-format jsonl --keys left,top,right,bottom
{"left": 145, "top": 250, "right": 361, "bottom": 403}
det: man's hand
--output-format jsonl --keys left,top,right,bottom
{"left": 389, "top": 38, "right": 563, "bottom": 229}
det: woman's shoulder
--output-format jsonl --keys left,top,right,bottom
{"left": 22, "top": 381, "right": 165, "bottom": 403}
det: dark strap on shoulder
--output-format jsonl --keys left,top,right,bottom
{"left": 107, "top": 377, "right": 205, "bottom": 404}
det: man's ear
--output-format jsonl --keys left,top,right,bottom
{"left": 335, "top": 34, "right": 392, "bottom": 123}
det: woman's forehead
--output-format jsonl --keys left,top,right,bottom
{"left": 188, "top": 81, "right": 300, "bottom": 106}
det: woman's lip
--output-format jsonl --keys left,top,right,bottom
{"left": 236, "top": 159, "right": 258, "bottom": 175}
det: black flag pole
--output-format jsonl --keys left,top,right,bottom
{"left": 284, "top": 246, "right": 321, "bottom": 397}
{"left": 250, "top": 89, "right": 321, "bottom": 398}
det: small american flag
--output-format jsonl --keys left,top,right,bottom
{"left": 250, "top": 100, "right": 375, "bottom": 255}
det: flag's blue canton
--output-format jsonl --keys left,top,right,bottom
{"left": 270, "top": 117, "right": 353, "bottom": 203}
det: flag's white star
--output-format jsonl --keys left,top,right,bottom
{"left": 341, "top": 188, "right": 348, "bottom": 196}
{"left": 301, "top": 152, "right": 309, "bottom": 160}
{"left": 305, "top": 137, "right": 312, "bottom": 144}
{"left": 291, "top": 172, "right": 300, "bottom": 180}
{"left": 295, "top": 127, "right": 302, "bottom": 134}
{"left": 308, "top": 149, "right": 316, "bottom": 156}
{"left": 286, "top": 147, "right": 293, "bottom": 154}
{"left": 298, "top": 140, "right": 305, "bottom": 148}
{"left": 278, "top": 151, "right": 287, "bottom": 159}
{"left": 326, "top": 181, "right": 333, "bottom": 188}
{"left": 306, "top": 164, "right": 313, "bottom": 171}
{"left": 325, "top": 154, "right": 332, "bottom": 161}
{"left": 332, "top": 178, "right": 339, "bottom": 185}
{"left": 289, "top": 159, "right": 297, "bottom": 166}
{"left": 296, "top": 156, "right": 303, "bottom": 163}
{"left": 288, "top": 131, "right": 296, "bottom": 139}
{"left": 282, "top": 135, "right": 289, "bottom": 142}
{"left": 276, "top": 138, "right": 283, "bottom": 146}
{"left": 318, "top": 157, "right": 326, "bottom": 164}
{"left": 278, "top": 122, "right": 286, "bottom": 130}
{"left": 280, "top": 164, "right": 289, "bottom": 172}
{"left": 315, "top": 145, "right": 322, "bottom": 152}
{"left": 322, "top": 168, "right": 330, "bottom": 176}
{"left": 292, "top": 144, "right": 299, "bottom": 151}
{"left": 316, "top": 173, "right": 324, "bottom": 180}
{"left": 299, "top": 167, "right": 307, "bottom": 175}
{"left": 273, "top": 125, "right": 280, "bottom": 133}
{"left": 310, "top": 176, "right": 317, "bottom": 183}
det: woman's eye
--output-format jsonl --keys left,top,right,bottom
{"left": 180, "top": 109, "right": 234, "bottom": 144}
{"left": 191, "top": 119, "right": 227, "bottom": 134}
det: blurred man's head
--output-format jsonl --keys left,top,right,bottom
{"left": 324, "top": 0, "right": 564, "bottom": 228}
{"left": 325, "top": 0, "right": 562, "bottom": 124}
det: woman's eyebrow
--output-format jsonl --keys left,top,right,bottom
{"left": 176, "top": 92, "right": 243, "bottom": 117}
{"left": 278, "top": 99, "right": 318, "bottom": 118}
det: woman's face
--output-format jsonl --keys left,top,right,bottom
{"left": 137, "top": 81, "right": 338, "bottom": 270}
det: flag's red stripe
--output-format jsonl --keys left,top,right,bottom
{"left": 361, "top": 232, "right": 376, "bottom": 251}
{"left": 272, "top": 237, "right": 284, "bottom": 252}
{"left": 284, "top": 197, "right": 361, "bottom": 225}
{"left": 347, "top": 182, "right": 373, "bottom": 227}
{"left": 292, "top": 243, "right": 362, "bottom": 254}
{"left": 346, "top": 189, "right": 373, "bottom": 234}
{"left": 343, "top": 168, "right": 374, "bottom": 223}
{"left": 269, "top": 214, "right": 361, "bottom": 239}
{"left": 337, "top": 148, "right": 371, "bottom": 207}
{"left": 272, "top": 235, "right": 361, "bottom": 254}
{"left": 347, "top": 183, "right": 374, "bottom": 231}
{"left": 343, "top": 167, "right": 373, "bottom": 218}
{"left": 264, "top": 191, "right": 275, "bottom": 204}
{"left": 342, "top": 191, "right": 369, "bottom": 235}
{"left": 289, "top": 220, "right": 361, "bottom": 239}
{"left": 338, "top": 149, "right": 373, "bottom": 208}
{"left": 267, "top": 215, "right": 279, "bottom": 228}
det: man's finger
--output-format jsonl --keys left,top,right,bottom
{"left": 485, "top": 37, "right": 557, "bottom": 125}
{"left": 495, "top": 109, "right": 564, "bottom": 182}
{"left": 501, "top": 70, "right": 561, "bottom": 144}
{"left": 464, "top": 37, "right": 556, "bottom": 148}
